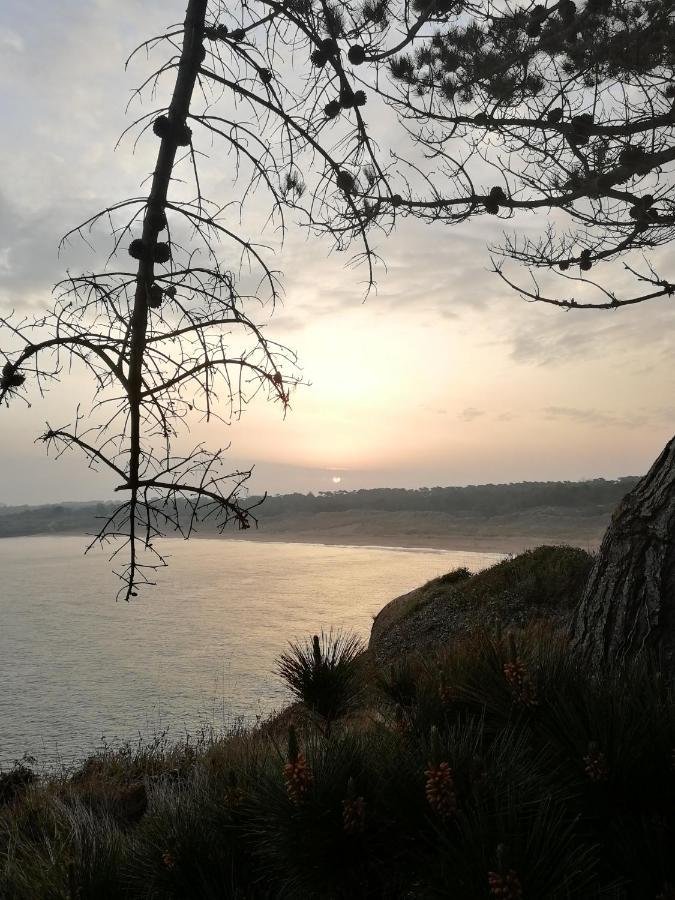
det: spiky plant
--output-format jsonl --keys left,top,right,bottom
{"left": 275, "top": 631, "right": 364, "bottom": 735}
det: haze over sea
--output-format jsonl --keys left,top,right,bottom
{"left": 0, "top": 536, "right": 502, "bottom": 768}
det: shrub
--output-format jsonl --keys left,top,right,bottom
{"left": 3, "top": 622, "right": 675, "bottom": 898}
{"left": 275, "top": 630, "right": 364, "bottom": 734}
{"left": 0, "top": 761, "right": 35, "bottom": 807}
{"left": 0, "top": 796, "right": 129, "bottom": 900}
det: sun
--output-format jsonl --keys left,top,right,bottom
{"left": 331, "top": 476, "right": 342, "bottom": 484}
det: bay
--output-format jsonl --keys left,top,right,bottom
{"left": 0, "top": 536, "right": 502, "bottom": 767}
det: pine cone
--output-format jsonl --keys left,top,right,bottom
{"left": 283, "top": 753, "right": 313, "bottom": 804}
{"left": 503, "top": 658, "right": 538, "bottom": 707}
{"left": 154, "top": 242, "right": 171, "bottom": 264}
{"left": 348, "top": 45, "right": 366, "bottom": 65}
{"left": 128, "top": 239, "right": 147, "bottom": 261}
{"left": 1, "top": 372, "right": 25, "bottom": 391}
{"left": 424, "top": 761, "right": 456, "bottom": 818}
{"left": 488, "top": 868, "right": 523, "bottom": 899}
{"left": 336, "top": 170, "right": 355, "bottom": 193}
{"left": 325, "top": 99, "right": 341, "bottom": 119}
{"left": 149, "top": 285, "right": 163, "bottom": 309}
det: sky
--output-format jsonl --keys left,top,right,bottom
{"left": 0, "top": 0, "right": 673, "bottom": 505}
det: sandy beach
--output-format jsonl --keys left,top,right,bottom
{"left": 215, "top": 509, "right": 605, "bottom": 555}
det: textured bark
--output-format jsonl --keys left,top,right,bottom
{"left": 571, "top": 435, "right": 675, "bottom": 669}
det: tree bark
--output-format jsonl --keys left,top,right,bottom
{"left": 570, "top": 435, "right": 675, "bottom": 670}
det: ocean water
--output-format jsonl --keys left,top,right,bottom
{"left": 0, "top": 536, "right": 502, "bottom": 768}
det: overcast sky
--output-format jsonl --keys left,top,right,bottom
{"left": 1, "top": 0, "right": 673, "bottom": 505}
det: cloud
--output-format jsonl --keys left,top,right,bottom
{"left": 0, "top": 26, "right": 24, "bottom": 52}
{"left": 508, "top": 307, "right": 675, "bottom": 369}
{"left": 0, "top": 0, "right": 673, "bottom": 505}
{"left": 0, "top": 190, "right": 114, "bottom": 307}
{"left": 542, "top": 406, "right": 650, "bottom": 429}
{"left": 459, "top": 407, "right": 485, "bottom": 422}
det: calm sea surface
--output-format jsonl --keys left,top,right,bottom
{"left": 0, "top": 536, "right": 502, "bottom": 768}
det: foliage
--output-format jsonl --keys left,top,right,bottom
{"left": 275, "top": 631, "right": 365, "bottom": 733}
{"left": 455, "top": 545, "right": 594, "bottom": 610}
{"left": 372, "top": 545, "right": 595, "bottom": 655}
{"left": 3, "top": 619, "right": 675, "bottom": 898}
{"left": 0, "top": 761, "right": 35, "bottom": 807}
{"left": 385, "top": 0, "right": 675, "bottom": 310}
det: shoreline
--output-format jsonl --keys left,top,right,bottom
{"left": 0, "top": 528, "right": 600, "bottom": 556}
{"left": 215, "top": 529, "right": 591, "bottom": 555}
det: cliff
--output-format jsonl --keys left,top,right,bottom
{"left": 369, "top": 545, "right": 594, "bottom": 664}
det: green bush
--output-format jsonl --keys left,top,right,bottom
{"left": 456, "top": 545, "right": 594, "bottom": 610}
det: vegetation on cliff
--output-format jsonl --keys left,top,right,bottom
{"left": 2, "top": 548, "right": 675, "bottom": 898}
{"left": 370, "top": 545, "right": 594, "bottom": 663}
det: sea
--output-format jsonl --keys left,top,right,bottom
{"left": 0, "top": 535, "right": 503, "bottom": 768}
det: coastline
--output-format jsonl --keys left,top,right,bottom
{"left": 215, "top": 528, "right": 599, "bottom": 555}
{"left": 0, "top": 492, "right": 617, "bottom": 555}
{"left": 0, "top": 527, "right": 600, "bottom": 556}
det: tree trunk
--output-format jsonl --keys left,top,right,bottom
{"left": 571, "top": 435, "right": 675, "bottom": 670}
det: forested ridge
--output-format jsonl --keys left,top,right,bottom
{"left": 0, "top": 477, "right": 639, "bottom": 538}
{"left": 257, "top": 477, "right": 639, "bottom": 516}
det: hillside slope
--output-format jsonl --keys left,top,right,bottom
{"left": 370, "top": 545, "right": 594, "bottom": 663}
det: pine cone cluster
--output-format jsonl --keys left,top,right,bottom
{"left": 342, "top": 794, "right": 366, "bottom": 833}
{"left": 283, "top": 753, "right": 313, "bottom": 804}
{"left": 487, "top": 868, "right": 523, "bottom": 899}
{"left": 424, "top": 761, "right": 456, "bottom": 819}
{"left": 1, "top": 362, "right": 25, "bottom": 392}
{"left": 503, "top": 658, "right": 538, "bottom": 707}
